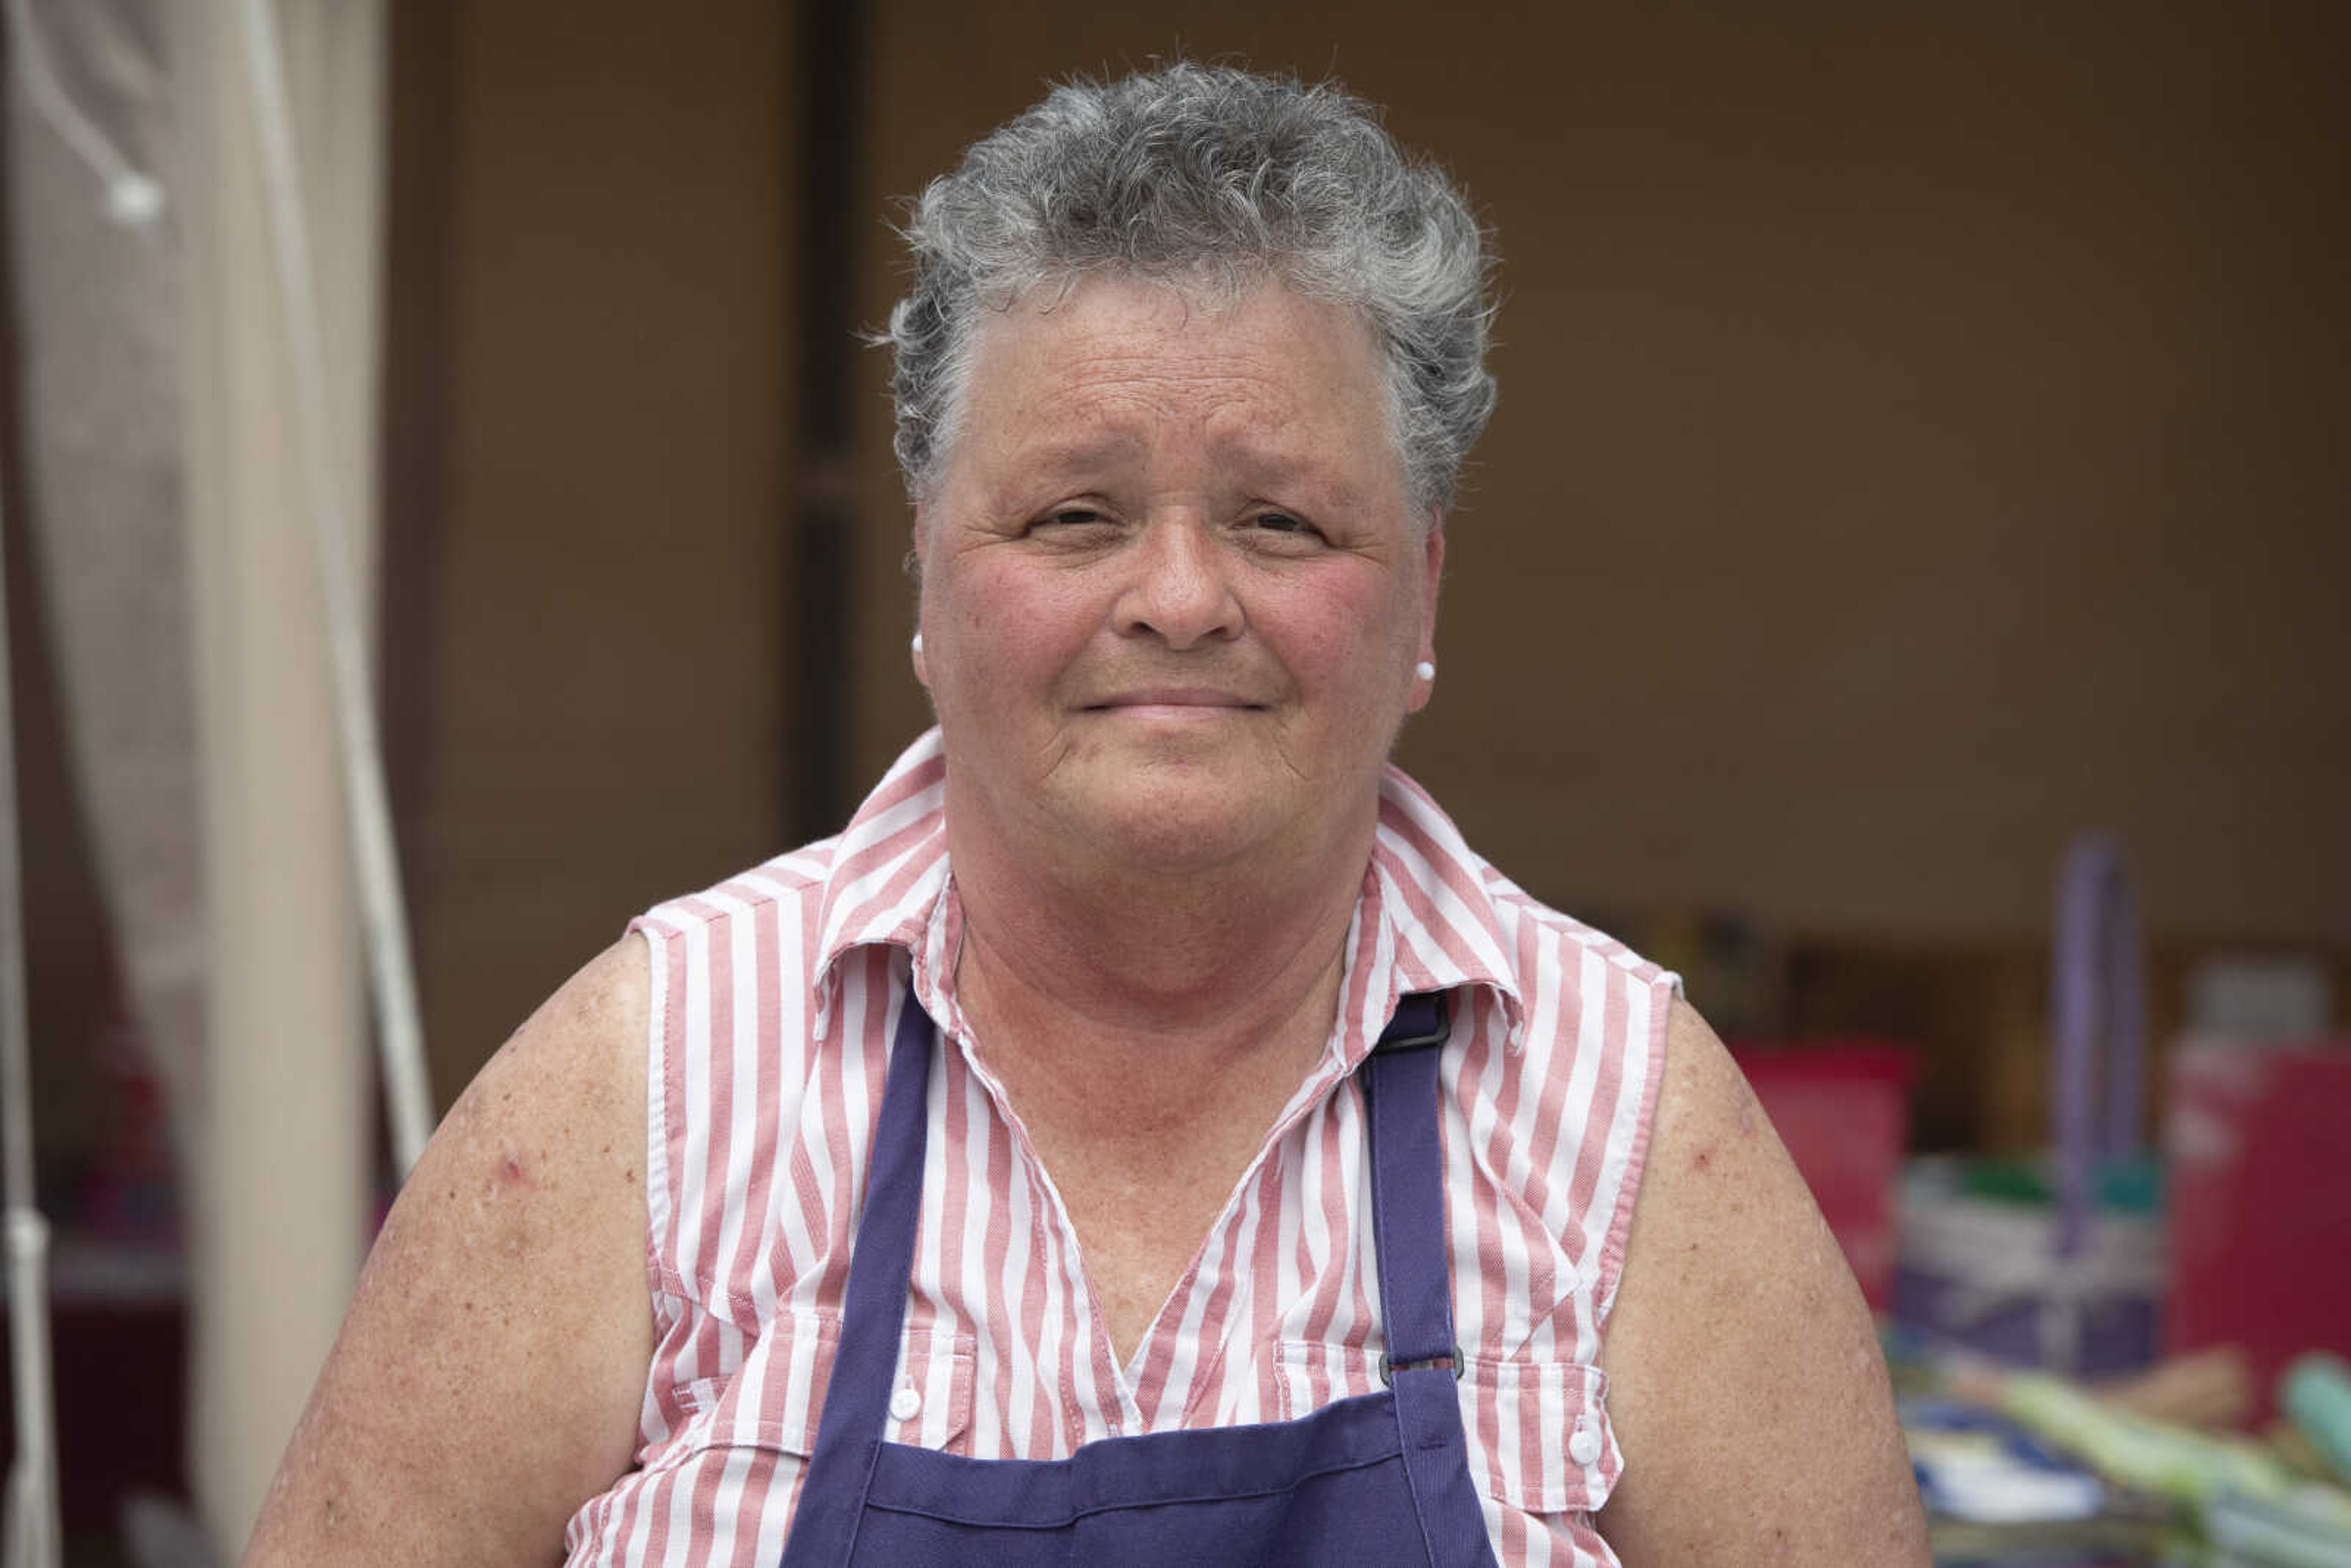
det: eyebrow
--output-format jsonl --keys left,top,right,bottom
{"left": 980, "top": 429, "right": 1381, "bottom": 511}
{"left": 991, "top": 431, "right": 1148, "bottom": 479}
{"left": 1229, "top": 449, "right": 1382, "bottom": 514}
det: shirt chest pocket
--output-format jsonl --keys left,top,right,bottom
{"left": 1459, "top": 1354, "right": 1621, "bottom": 1515}
{"left": 1273, "top": 1343, "right": 1621, "bottom": 1517}
{"left": 675, "top": 1313, "right": 977, "bottom": 1458}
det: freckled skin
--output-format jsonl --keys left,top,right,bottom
{"left": 242, "top": 939, "right": 653, "bottom": 1566}
{"left": 1597, "top": 1003, "right": 1931, "bottom": 1562}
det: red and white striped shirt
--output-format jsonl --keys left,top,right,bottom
{"left": 565, "top": 729, "right": 1677, "bottom": 1566}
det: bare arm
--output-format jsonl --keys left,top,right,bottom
{"left": 1594, "top": 1000, "right": 1929, "bottom": 1564}
{"left": 243, "top": 936, "right": 656, "bottom": 1566}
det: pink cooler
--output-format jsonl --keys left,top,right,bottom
{"left": 1731, "top": 1043, "right": 1920, "bottom": 1310}
{"left": 2166, "top": 1038, "right": 2351, "bottom": 1428}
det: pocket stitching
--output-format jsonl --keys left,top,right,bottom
{"left": 675, "top": 1317, "right": 978, "bottom": 1459}
{"left": 1461, "top": 1355, "right": 1614, "bottom": 1515}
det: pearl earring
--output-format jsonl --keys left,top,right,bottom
{"left": 911, "top": 632, "right": 924, "bottom": 655}
{"left": 1414, "top": 660, "right": 1436, "bottom": 681}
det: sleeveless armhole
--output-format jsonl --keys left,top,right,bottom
{"left": 628, "top": 918, "right": 683, "bottom": 1332}
{"left": 1592, "top": 970, "right": 1681, "bottom": 1325}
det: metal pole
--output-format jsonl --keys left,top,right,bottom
{"left": 0, "top": 1, "right": 151, "bottom": 1555}
{"left": 784, "top": 0, "right": 866, "bottom": 844}
{"left": 0, "top": 432, "right": 62, "bottom": 1568}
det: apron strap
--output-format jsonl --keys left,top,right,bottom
{"left": 1365, "top": 989, "right": 1490, "bottom": 1564}
{"left": 781, "top": 978, "right": 937, "bottom": 1567}
{"left": 1365, "top": 989, "right": 1455, "bottom": 1373}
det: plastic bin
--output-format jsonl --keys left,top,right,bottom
{"left": 1892, "top": 835, "right": 2164, "bottom": 1378}
{"left": 1895, "top": 1154, "right": 2164, "bottom": 1377}
{"left": 2167, "top": 1039, "right": 2351, "bottom": 1427}
{"left": 1731, "top": 1041, "right": 1919, "bottom": 1310}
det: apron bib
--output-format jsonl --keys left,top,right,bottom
{"left": 779, "top": 986, "right": 1499, "bottom": 1567}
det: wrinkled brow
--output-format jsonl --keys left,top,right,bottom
{"left": 974, "top": 425, "right": 1388, "bottom": 514}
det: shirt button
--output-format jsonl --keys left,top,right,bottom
{"left": 1567, "top": 1423, "right": 1602, "bottom": 1466}
{"left": 890, "top": 1384, "right": 922, "bottom": 1422}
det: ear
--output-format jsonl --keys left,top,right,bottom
{"left": 1406, "top": 512, "right": 1445, "bottom": 714}
{"left": 910, "top": 511, "right": 932, "bottom": 688}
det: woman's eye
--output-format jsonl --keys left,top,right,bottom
{"left": 1029, "top": 508, "right": 1113, "bottom": 536}
{"left": 1250, "top": 512, "right": 1321, "bottom": 539}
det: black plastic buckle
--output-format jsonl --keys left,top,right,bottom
{"left": 1371, "top": 991, "right": 1452, "bottom": 1054}
{"left": 1378, "top": 1343, "right": 1466, "bottom": 1386}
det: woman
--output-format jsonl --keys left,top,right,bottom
{"left": 248, "top": 66, "right": 1928, "bottom": 1566}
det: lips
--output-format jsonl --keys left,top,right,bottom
{"left": 1085, "top": 687, "right": 1263, "bottom": 711}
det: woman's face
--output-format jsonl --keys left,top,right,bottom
{"left": 915, "top": 274, "right": 1441, "bottom": 880}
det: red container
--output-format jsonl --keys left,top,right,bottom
{"left": 1730, "top": 1042, "right": 1921, "bottom": 1310}
{"left": 2165, "top": 1038, "right": 2351, "bottom": 1428}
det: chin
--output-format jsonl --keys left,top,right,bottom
{"left": 1069, "top": 776, "right": 1275, "bottom": 873}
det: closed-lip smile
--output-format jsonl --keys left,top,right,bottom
{"left": 1086, "top": 688, "right": 1262, "bottom": 711}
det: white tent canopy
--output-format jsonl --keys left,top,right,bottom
{"left": 4, "top": 0, "right": 421, "bottom": 1557}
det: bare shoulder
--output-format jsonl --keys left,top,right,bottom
{"left": 1593, "top": 998, "right": 1930, "bottom": 1565}
{"left": 243, "top": 935, "right": 657, "bottom": 1566}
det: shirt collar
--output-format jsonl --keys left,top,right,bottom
{"left": 1332, "top": 763, "right": 1526, "bottom": 1064}
{"left": 811, "top": 729, "right": 953, "bottom": 994}
{"left": 810, "top": 729, "right": 1525, "bottom": 1050}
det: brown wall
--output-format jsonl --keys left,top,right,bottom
{"left": 386, "top": 3, "right": 2346, "bottom": 1112}
{"left": 408, "top": 0, "right": 795, "bottom": 1098}
{"left": 853, "top": 4, "right": 2350, "bottom": 945}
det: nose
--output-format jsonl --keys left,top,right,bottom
{"left": 1113, "top": 516, "right": 1243, "bottom": 649}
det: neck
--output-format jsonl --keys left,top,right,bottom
{"left": 942, "top": 792, "right": 1377, "bottom": 1109}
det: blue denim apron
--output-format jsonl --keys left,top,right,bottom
{"left": 778, "top": 986, "right": 1501, "bottom": 1567}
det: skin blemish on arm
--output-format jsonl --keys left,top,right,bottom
{"left": 497, "top": 1150, "right": 534, "bottom": 1191}
{"left": 476, "top": 1149, "right": 538, "bottom": 1207}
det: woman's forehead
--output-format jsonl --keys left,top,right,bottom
{"left": 983, "top": 276, "right": 1374, "bottom": 385}
{"left": 951, "top": 276, "right": 1400, "bottom": 484}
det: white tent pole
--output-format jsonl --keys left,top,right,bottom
{"left": 230, "top": 0, "right": 430, "bottom": 1174}
{"left": 0, "top": 475, "right": 62, "bottom": 1568}
{"left": 2, "top": 1, "right": 165, "bottom": 1558}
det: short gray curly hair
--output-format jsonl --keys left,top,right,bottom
{"left": 883, "top": 63, "right": 1497, "bottom": 516}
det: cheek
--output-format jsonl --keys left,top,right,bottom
{"left": 931, "top": 561, "right": 1099, "bottom": 689}
{"left": 1267, "top": 574, "right": 1419, "bottom": 703}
